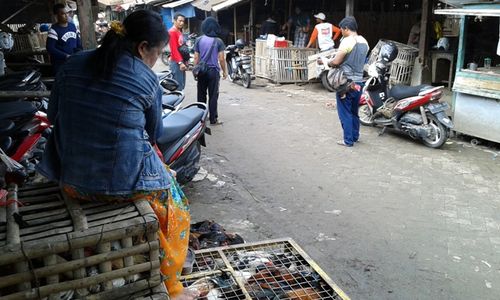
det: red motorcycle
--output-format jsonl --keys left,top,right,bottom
{"left": 358, "top": 43, "right": 453, "bottom": 149}
{"left": 0, "top": 100, "right": 50, "bottom": 185}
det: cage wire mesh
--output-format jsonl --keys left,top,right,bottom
{"left": 180, "top": 239, "right": 348, "bottom": 300}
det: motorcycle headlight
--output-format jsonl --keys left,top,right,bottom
{"left": 368, "top": 63, "right": 379, "bottom": 77}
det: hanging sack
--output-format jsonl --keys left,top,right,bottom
{"left": 192, "top": 38, "right": 217, "bottom": 80}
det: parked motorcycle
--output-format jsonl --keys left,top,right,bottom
{"left": 156, "top": 75, "right": 210, "bottom": 184}
{"left": 225, "top": 39, "right": 253, "bottom": 88}
{"left": 358, "top": 43, "right": 453, "bottom": 149}
{"left": 0, "top": 101, "right": 51, "bottom": 184}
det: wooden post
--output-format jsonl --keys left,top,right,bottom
{"left": 249, "top": 0, "right": 254, "bottom": 42}
{"left": 418, "top": 0, "right": 429, "bottom": 61}
{"left": 345, "top": 0, "right": 354, "bottom": 16}
{"left": 411, "top": 0, "right": 430, "bottom": 85}
{"left": 287, "top": 0, "right": 292, "bottom": 40}
{"left": 233, "top": 6, "right": 237, "bottom": 42}
{"left": 76, "top": 0, "right": 96, "bottom": 49}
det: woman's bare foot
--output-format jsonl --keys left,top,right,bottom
{"left": 171, "top": 290, "right": 199, "bottom": 300}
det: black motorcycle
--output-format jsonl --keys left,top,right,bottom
{"left": 225, "top": 39, "right": 252, "bottom": 88}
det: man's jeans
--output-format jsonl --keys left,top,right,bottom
{"left": 169, "top": 61, "right": 186, "bottom": 91}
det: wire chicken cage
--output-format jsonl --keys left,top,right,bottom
{"left": 180, "top": 238, "right": 349, "bottom": 300}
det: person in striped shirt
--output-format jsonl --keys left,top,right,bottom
{"left": 46, "top": 3, "right": 82, "bottom": 75}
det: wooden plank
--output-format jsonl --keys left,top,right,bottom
{"left": 20, "top": 219, "right": 73, "bottom": 236}
{"left": 76, "top": 0, "right": 96, "bottom": 49}
{"left": 6, "top": 184, "right": 31, "bottom": 291}
{"left": 87, "top": 211, "right": 140, "bottom": 227}
{"left": 0, "top": 217, "right": 157, "bottom": 264}
{"left": 97, "top": 242, "right": 113, "bottom": 291}
{"left": 0, "top": 90, "right": 51, "bottom": 98}
{"left": 1, "top": 262, "right": 161, "bottom": 300}
{"left": 21, "top": 226, "right": 74, "bottom": 242}
{"left": 18, "top": 194, "right": 61, "bottom": 204}
{"left": 18, "top": 200, "right": 65, "bottom": 213}
{"left": 83, "top": 202, "right": 132, "bottom": 215}
{"left": 22, "top": 209, "right": 69, "bottom": 222}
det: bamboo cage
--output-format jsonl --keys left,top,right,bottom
{"left": 254, "top": 40, "right": 318, "bottom": 84}
{"left": 0, "top": 182, "right": 168, "bottom": 300}
{"left": 366, "top": 39, "right": 418, "bottom": 86}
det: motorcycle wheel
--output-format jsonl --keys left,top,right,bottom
{"left": 161, "top": 52, "right": 170, "bottom": 66}
{"left": 241, "top": 71, "right": 251, "bottom": 88}
{"left": 421, "top": 114, "right": 448, "bottom": 149}
{"left": 320, "top": 72, "right": 335, "bottom": 92}
{"left": 358, "top": 104, "right": 375, "bottom": 126}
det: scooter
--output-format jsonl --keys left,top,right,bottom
{"left": 225, "top": 40, "right": 252, "bottom": 88}
{"left": 358, "top": 43, "right": 453, "bottom": 149}
{"left": 156, "top": 76, "right": 210, "bottom": 184}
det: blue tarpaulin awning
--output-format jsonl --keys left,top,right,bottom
{"left": 160, "top": 4, "right": 195, "bottom": 30}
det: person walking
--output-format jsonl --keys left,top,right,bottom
{"left": 46, "top": 3, "right": 82, "bottom": 75}
{"left": 37, "top": 10, "right": 196, "bottom": 300}
{"left": 169, "top": 13, "right": 187, "bottom": 90}
{"left": 306, "top": 12, "right": 341, "bottom": 51}
{"left": 326, "top": 16, "right": 369, "bottom": 147}
{"left": 193, "top": 17, "right": 227, "bottom": 125}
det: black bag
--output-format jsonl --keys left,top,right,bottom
{"left": 192, "top": 38, "right": 217, "bottom": 80}
{"left": 178, "top": 44, "right": 191, "bottom": 62}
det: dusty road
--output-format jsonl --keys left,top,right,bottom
{"left": 157, "top": 64, "right": 500, "bottom": 299}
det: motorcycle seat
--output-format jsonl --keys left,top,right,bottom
{"left": 0, "top": 136, "right": 13, "bottom": 152}
{"left": 0, "top": 101, "right": 37, "bottom": 120}
{"left": 158, "top": 106, "right": 204, "bottom": 145}
{"left": 162, "top": 93, "right": 184, "bottom": 108}
{"left": 389, "top": 84, "right": 434, "bottom": 100}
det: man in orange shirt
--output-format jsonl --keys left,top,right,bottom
{"left": 306, "top": 12, "right": 341, "bottom": 51}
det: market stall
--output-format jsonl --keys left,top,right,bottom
{"left": 435, "top": 3, "right": 500, "bottom": 143}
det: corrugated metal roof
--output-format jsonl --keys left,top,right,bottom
{"left": 439, "top": 0, "right": 500, "bottom": 8}
{"left": 435, "top": 2, "right": 500, "bottom": 15}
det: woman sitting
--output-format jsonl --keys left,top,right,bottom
{"left": 37, "top": 10, "right": 196, "bottom": 300}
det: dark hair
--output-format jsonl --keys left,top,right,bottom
{"left": 91, "top": 10, "right": 169, "bottom": 79}
{"left": 201, "top": 17, "right": 220, "bottom": 38}
{"left": 53, "top": 3, "right": 65, "bottom": 15}
{"left": 173, "top": 13, "right": 185, "bottom": 21}
{"left": 339, "top": 16, "right": 358, "bottom": 32}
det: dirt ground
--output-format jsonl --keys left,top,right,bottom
{"left": 155, "top": 63, "right": 500, "bottom": 300}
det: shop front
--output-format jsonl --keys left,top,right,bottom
{"left": 435, "top": 3, "right": 500, "bottom": 143}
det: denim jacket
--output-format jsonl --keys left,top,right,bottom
{"left": 37, "top": 50, "right": 170, "bottom": 194}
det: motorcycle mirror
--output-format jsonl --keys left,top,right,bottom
{"left": 160, "top": 78, "right": 179, "bottom": 91}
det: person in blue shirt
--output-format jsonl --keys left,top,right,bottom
{"left": 46, "top": 3, "right": 82, "bottom": 75}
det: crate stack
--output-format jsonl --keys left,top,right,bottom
{"left": 254, "top": 39, "right": 317, "bottom": 83}
{"left": 0, "top": 183, "right": 168, "bottom": 300}
{"left": 254, "top": 40, "right": 271, "bottom": 79}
